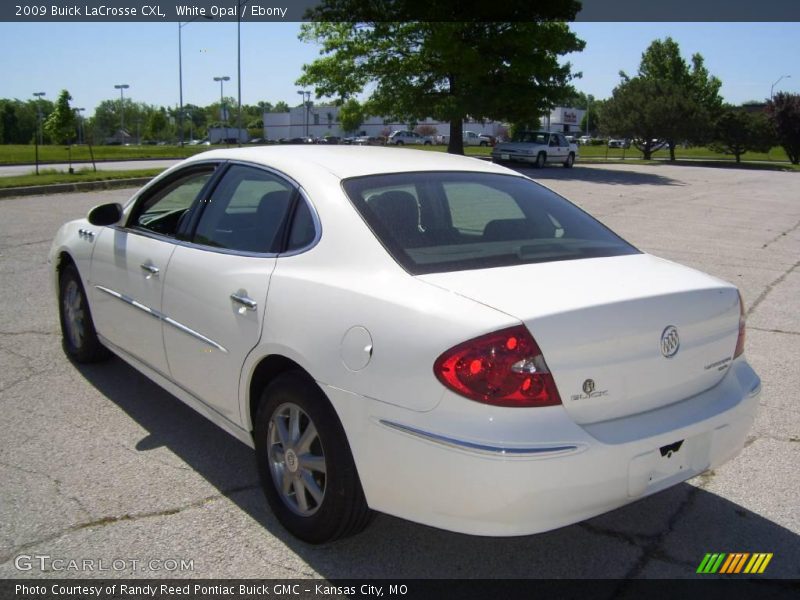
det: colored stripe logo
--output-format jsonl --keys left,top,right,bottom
{"left": 696, "top": 553, "right": 773, "bottom": 574}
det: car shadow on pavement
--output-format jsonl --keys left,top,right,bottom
{"left": 78, "top": 357, "right": 799, "bottom": 579}
{"left": 510, "top": 165, "right": 684, "bottom": 186}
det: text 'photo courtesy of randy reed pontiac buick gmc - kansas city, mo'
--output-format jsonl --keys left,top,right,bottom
{"left": 50, "top": 146, "right": 761, "bottom": 543}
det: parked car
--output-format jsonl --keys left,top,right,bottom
{"left": 479, "top": 134, "right": 496, "bottom": 147}
{"left": 354, "top": 135, "right": 383, "bottom": 146}
{"left": 51, "top": 146, "right": 760, "bottom": 544}
{"left": 608, "top": 138, "right": 631, "bottom": 149}
{"left": 387, "top": 130, "right": 433, "bottom": 145}
{"left": 435, "top": 131, "right": 493, "bottom": 147}
{"left": 578, "top": 135, "right": 593, "bottom": 145}
{"left": 491, "top": 131, "right": 579, "bottom": 168}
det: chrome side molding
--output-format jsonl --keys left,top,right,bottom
{"left": 94, "top": 285, "right": 228, "bottom": 354}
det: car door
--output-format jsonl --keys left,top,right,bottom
{"left": 161, "top": 163, "right": 297, "bottom": 422}
{"left": 547, "top": 134, "right": 563, "bottom": 163}
{"left": 89, "top": 164, "right": 217, "bottom": 374}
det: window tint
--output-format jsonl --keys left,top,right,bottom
{"left": 193, "top": 165, "right": 294, "bottom": 253}
{"left": 342, "top": 172, "right": 639, "bottom": 275}
{"left": 131, "top": 169, "right": 213, "bottom": 236}
{"left": 286, "top": 199, "right": 317, "bottom": 251}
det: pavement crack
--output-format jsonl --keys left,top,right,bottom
{"left": 0, "top": 330, "right": 57, "bottom": 337}
{"left": 0, "top": 368, "right": 50, "bottom": 394}
{"left": 749, "top": 326, "right": 800, "bottom": 336}
{"left": 0, "top": 238, "right": 52, "bottom": 251}
{"left": 0, "top": 461, "right": 92, "bottom": 522}
{"left": 747, "top": 259, "right": 800, "bottom": 317}
{"left": 761, "top": 218, "right": 800, "bottom": 249}
{"left": 616, "top": 475, "right": 715, "bottom": 582}
{"left": 0, "top": 483, "right": 261, "bottom": 565}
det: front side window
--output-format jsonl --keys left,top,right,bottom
{"left": 342, "top": 172, "right": 639, "bottom": 275}
{"left": 130, "top": 168, "right": 214, "bottom": 236}
{"left": 193, "top": 164, "right": 295, "bottom": 253}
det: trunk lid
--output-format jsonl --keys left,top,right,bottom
{"left": 419, "top": 254, "right": 741, "bottom": 424}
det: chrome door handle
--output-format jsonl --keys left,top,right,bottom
{"left": 140, "top": 263, "right": 160, "bottom": 277}
{"left": 230, "top": 292, "right": 257, "bottom": 311}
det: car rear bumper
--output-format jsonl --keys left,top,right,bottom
{"left": 325, "top": 357, "right": 760, "bottom": 536}
{"left": 491, "top": 151, "right": 538, "bottom": 164}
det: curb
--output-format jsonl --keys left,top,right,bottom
{"left": 0, "top": 177, "right": 155, "bottom": 200}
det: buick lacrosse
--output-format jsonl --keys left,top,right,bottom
{"left": 50, "top": 147, "right": 761, "bottom": 543}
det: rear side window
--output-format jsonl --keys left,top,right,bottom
{"left": 342, "top": 172, "right": 639, "bottom": 275}
{"left": 193, "top": 164, "right": 294, "bottom": 253}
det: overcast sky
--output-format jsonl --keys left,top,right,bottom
{"left": 1, "top": 21, "right": 797, "bottom": 115}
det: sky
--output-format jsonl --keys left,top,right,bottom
{"left": 0, "top": 21, "right": 798, "bottom": 116}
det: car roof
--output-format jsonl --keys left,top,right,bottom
{"left": 182, "top": 145, "right": 512, "bottom": 181}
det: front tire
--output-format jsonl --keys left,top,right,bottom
{"left": 58, "top": 263, "right": 110, "bottom": 363}
{"left": 254, "top": 372, "right": 372, "bottom": 543}
{"left": 535, "top": 152, "right": 547, "bottom": 168}
{"left": 563, "top": 153, "right": 575, "bottom": 168}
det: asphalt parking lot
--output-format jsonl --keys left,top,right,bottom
{"left": 0, "top": 162, "right": 797, "bottom": 580}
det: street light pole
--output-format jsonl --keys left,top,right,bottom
{"left": 770, "top": 74, "right": 791, "bottom": 99}
{"left": 297, "top": 90, "right": 310, "bottom": 138}
{"left": 214, "top": 76, "right": 230, "bottom": 143}
{"left": 114, "top": 84, "right": 130, "bottom": 139}
{"left": 178, "top": 22, "right": 184, "bottom": 147}
{"left": 33, "top": 91, "right": 46, "bottom": 176}
{"left": 237, "top": 0, "right": 250, "bottom": 146}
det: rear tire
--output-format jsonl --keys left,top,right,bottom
{"left": 563, "top": 153, "right": 575, "bottom": 168}
{"left": 535, "top": 152, "right": 547, "bottom": 168}
{"left": 254, "top": 371, "right": 372, "bottom": 543}
{"left": 58, "top": 263, "right": 110, "bottom": 363}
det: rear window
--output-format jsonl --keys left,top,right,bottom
{"left": 341, "top": 171, "right": 639, "bottom": 275}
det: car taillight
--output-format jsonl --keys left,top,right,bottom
{"left": 734, "top": 291, "right": 746, "bottom": 359}
{"left": 433, "top": 325, "right": 562, "bottom": 408}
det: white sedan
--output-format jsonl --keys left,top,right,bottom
{"left": 50, "top": 146, "right": 761, "bottom": 543}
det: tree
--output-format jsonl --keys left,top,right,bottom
{"left": 273, "top": 101, "right": 290, "bottom": 113}
{"left": 603, "top": 38, "right": 721, "bottom": 160}
{"left": 414, "top": 124, "right": 438, "bottom": 137}
{"left": 43, "top": 90, "right": 77, "bottom": 144}
{"left": 297, "top": 2, "right": 584, "bottom": 154}
{"left": 338, "top": 98, "right": 365, "bottom": 134}
{"left": 601, "top": 78, "right": 672, "bottom": 159}
{"left": 767, "top": 92, "right": 800, "bottom": 165}
{"left": 579, "top": 97, "right": 601, "bottom": 135}
{"left": 709, "top": 106, "right": 774, "bottom": 163}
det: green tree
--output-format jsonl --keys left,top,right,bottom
{"left": 297, "top": 3, "right": 584, "bottom": 154}
{"left": 603, "top": 38, "right": 721, "bottom": 160}
{"left": 579, "top": 97, "right": 601, "bottom": 135}
{"left": 273, "top": 101, "right": 290, "bottom": 112}
{"left": 338, "top": 98, "right": 365, "bottom": 134}
{"left": 767, "top": 92, "right": 800, "bottom": 164}
{"left": 43, "top": 90, "right": 77, "bottom": 144}
{"left": 146, "top": 108, "right": 169, "bottom": 140}
{"left": 601, "top": 78, "right": 671, "bottom": 159}
{"left": 636, "top": 38, "right": 721, "bottom": 159}
{"left": 710, "top": 106, "right": 774, "bottom": 163}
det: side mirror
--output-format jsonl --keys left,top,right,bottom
{"left": 87, "top": 203, "right": 123, "bottom": 226}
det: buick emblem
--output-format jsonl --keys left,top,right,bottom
{"left": 582, "top": 379, "right": 595, "bottom": 395}
{"left": 660, "top": 326, "right": 680, "bottom": 358}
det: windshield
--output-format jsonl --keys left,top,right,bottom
{"left": 512, "top": 131, "right": 549, "bottom": 144}
{"left": 342, "top": 172, "right": 639, "bottom": 275}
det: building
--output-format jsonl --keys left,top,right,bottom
{"left": 263, "top": 105, "right": 504, "bottom": 141}
{"left": 541, "top": 107, "right": 587, "bottom": 134}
